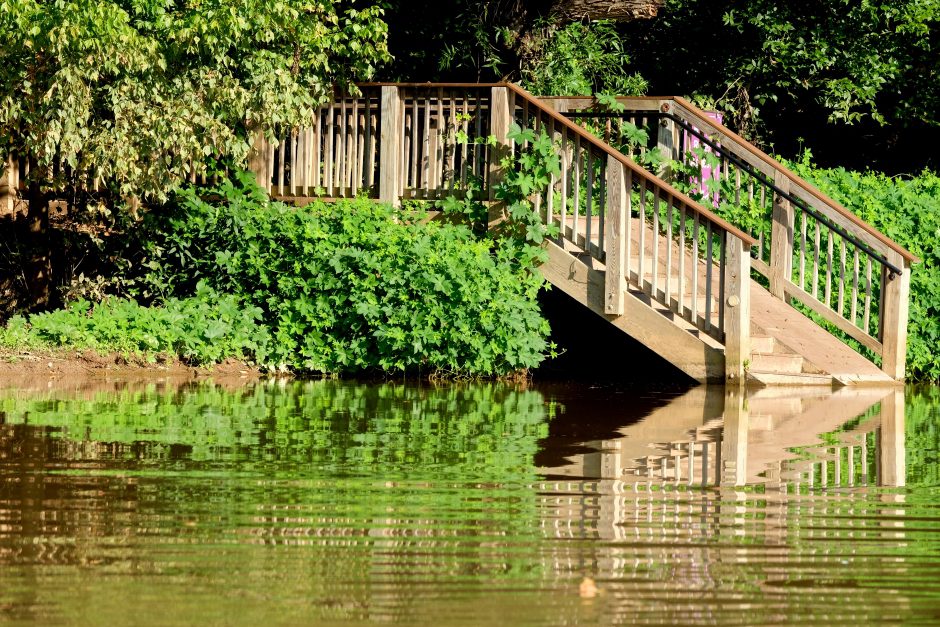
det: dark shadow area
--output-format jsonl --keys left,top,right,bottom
{"left": 535, "top": 285, "right": 697, "bottom": 387}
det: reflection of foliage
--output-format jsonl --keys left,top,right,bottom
{"left": 906, "top": 388, "right": 940, "bottom": 488}
{"left": 0, "top": 381, "right": 551, "bottom": 477}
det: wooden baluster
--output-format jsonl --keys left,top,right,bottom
{"left": 277, "top": 133, "right": 286, "bottom": 193}
{"left": 851, "top": 249, "right": 860, "bottom": 324}
{"left": 421, "top": 93, "right": 431, "bottom": 197}
{"left": 436, "top": 87, "right": 445, "bottom": 194}
{"left": 325, "top": 105, "right": 334, "bottom": 197}
{"left": 638, "top": 180, "right": 646, "bottom": 287}
{"left": 825, "top": 226, "right": 834, "bottom": 307}
{"left": 290, "top": 128, "right": 300, "bottom": 195}
{"left": 864, "top": 257, "right": 873, "bottom": 334}
{"left": 705, "top": 221, "right": 713, "bottom": 332}
{"left": 351, "top": 99, "right": 360, "bottom": 196}
{"left": 597, "top": 149, "right": 605, "bottom": 256}
{"left": 378, "top": 86, "right": 402, "bottom": 206}
{"left": 665, "top": 196, "right": 674, "bottom": 307}
{"left": 652, "top": 190, "right": 660, "bottom": 299}
{"left": 559, "top": 129, "right": 568, "bottom": 239}
{"left": 625, "top": 173, "right": 634, "bottom": 282}
{"left": 547, "top": 119, "right": 555, "bottom": 228}
{"left": 718, "top": 232, "right": 726, "bottom": 335}
{"left": 367, "top": 97, "right": 378, "bottom": 193}
{"left": 572, "top": 137, "right": 581, "bottom": 244}
{"left": 313, "top": 106, "right": 322, "bottom": 192}
{"left": 474, "top": 92, "right": 484, "bottom": 181}
{"left": 605, "top": 155, "right": 627, "bottom": 315}
{"left": 488, "top": 86, "right": 511, "bottom": 200}
{"left": 691, "top": 213, "right": 700, "bottom": 323}
{"left": 460, "top": 95, "right": 469, "bottom": 190}
{"left": 838, "top": 238, "right": 847, "bottom": 316}
{"left": 799, "top": 213, "right": 807, "bottom": 289}
{"left": 812, "top": 218, "right": 821, "bottom": 299}
{"left": 447, "top": 91, "right": 456, "bottom": 190}
{"left": 678, "top": 205, "right": 686, "bottom": 316}
{"left": 586, "top": 148, "right": 594, "bottom": 255}
{"left": 337, "top": 98, "right": 346, "bottom": 196}
{"left": 408, "top": 96, "right": 418, "bottom": 193}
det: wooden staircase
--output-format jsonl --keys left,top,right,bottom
{"left": 242, "top": 82, "right": 915, "bottom": 385}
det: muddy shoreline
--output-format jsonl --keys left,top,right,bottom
{"left": 0, "top": 348, "right": 267, "bottom": 391}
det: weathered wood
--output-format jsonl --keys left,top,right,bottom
{"left": 723, "top": 232, "right": 750, "bottom": 381}
{"left": 248, "top": 132, "right": 269, "bottom": 192}
{"left": 881, "top": 258, "right": 911, "bottom": 380}
{"left": 769, "top": 170, "right": 794, "bottom": 299}
{"left": 605, "top": 156, "right": 627, "bottom": 315}
{"left": 379, "top": 86, "right": 402, "bottom": 206}
{"left": 488, "top": 86, "right": 512, "bottom": 201}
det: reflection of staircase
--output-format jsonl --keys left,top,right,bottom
{"left": 238, "top": 83, "right": 915, "bottom": 385}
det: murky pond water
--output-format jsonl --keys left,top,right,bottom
{"left": 0, "top": 380, "right": 938, "bottom": 625}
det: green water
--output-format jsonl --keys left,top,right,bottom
{"left": 0, "top": 381, "right": 938, "bottom": 625}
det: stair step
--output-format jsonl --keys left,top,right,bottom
{"left": 750, "top": 352, "right": 804, "bottom": 374}
{"left": 750, "top": 335, "right": 775, "bottom": 354}
{"left": 747, "top": 370, "right": 834, "bottom": 387}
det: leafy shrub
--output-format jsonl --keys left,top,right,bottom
{"left": 130, "top": 173, "right": 552, "bottom": 376}
{"left": 1, "top": 286, "right": 270, "bottom": 365}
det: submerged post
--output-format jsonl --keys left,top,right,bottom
{"left": 881, "top": 256, "right": 911, "bottom": 381}
{"left": 379, "top": 86, "right": 402, "bottom": 207}
{"left": 769, "top": 171, "right": 793, "bottom": 299}
{"left": 488, "top": 86, "right": 512, "bottom": 201}
{"left": 604, "top": 155, "right": 627, "bottom": 315}
{"left": 723, "top": 231, "right": 751, "bottom": 381}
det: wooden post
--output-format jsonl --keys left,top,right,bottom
{"left": 0, "top": 154, "right": 16, "bottom": 216}
{"left": 881, "top": 256, "right": 911, "bottom": 381}
{"left": 723, "top": 231, "right": 750, "bottom": 381}
{"left": 379, "top": 86, "right": 402, "bottom": 207}
{"left": 488, "top": 86, "right": 512, "bottom": 201}
{"left": 657, "top": 101, "right": 677, "bottom": 181}
{"left": 879, "top": 389, "right": 905, "bottom": 487}
{"left": 248, "top": 132, "right": 270, "bottom": 193}
{"left": 604, "top": 156, "right": 628, "bottom": 315}
{"left": 769, "top": 170, "right": 793, "bottom": 299}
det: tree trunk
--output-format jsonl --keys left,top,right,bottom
{"left": 550, "top": 0, "right": 664, "bottom": 21}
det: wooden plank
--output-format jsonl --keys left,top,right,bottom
{"left": 325, "top": 105, "right": 334, "bottom": 197}
{"left": 488, "top": 87, "right": 511, "bottom": 200}
{"left": 769, "top": 170, "right": 794, "bottom": 299}
{"left": 604, "top": 156, "right": 627, "bottom": 315}
{"left": 313, "top": 106, "right": 322, "bottom": 191}
{"left": 379, "top": 86, "right": 402, "bottom": 206}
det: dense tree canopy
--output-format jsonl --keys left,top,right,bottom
{"left": 0, "top": 0, "right": 389, "bottom": 202}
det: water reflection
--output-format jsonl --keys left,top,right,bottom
{"left": 0, "top": 380, "right": 937, "bottom": 625}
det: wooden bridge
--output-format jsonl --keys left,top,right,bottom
{"left": 240, "top": 83, "right": 915, "bottom": 385}
{"left": 6, "top": 83, "right": 916, "bottom": 385}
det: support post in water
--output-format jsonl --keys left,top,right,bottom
{"left": 604, "top": 155, "right": 628, "bottom": 315}
{"left": 723, "top": 231, "right": 751, "bottom": 381}
{"left": 379, "top": 86, "right": 402, "bottom": 207}
{"left": 489, "top": 86, "right": 512, "bottom": 201}
{"left": 769, "top": 171, "right": 793, "bottom": 299}
{"left": 881, "top": 255, "right": 911, "bottom": 380}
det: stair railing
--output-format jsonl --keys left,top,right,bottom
{"left": 545, "top": 96, "right": 917, "bottom": 380}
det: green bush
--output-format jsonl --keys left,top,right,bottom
{"left": 0, "top": 286, "right": 270, "bottom": 365}
{"left": 130, "top": 172, "right": 552, "bottom": 376}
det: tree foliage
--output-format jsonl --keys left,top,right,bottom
{"left": 0, "top": 0, "right": 389, "bottom": 203}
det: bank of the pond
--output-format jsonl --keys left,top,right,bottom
{"left": 0, "top": 347, "right": 263, "bottom": 388}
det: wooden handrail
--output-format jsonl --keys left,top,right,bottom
{"left": 505, "top": 84, "right": 758, "bottom": 248}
